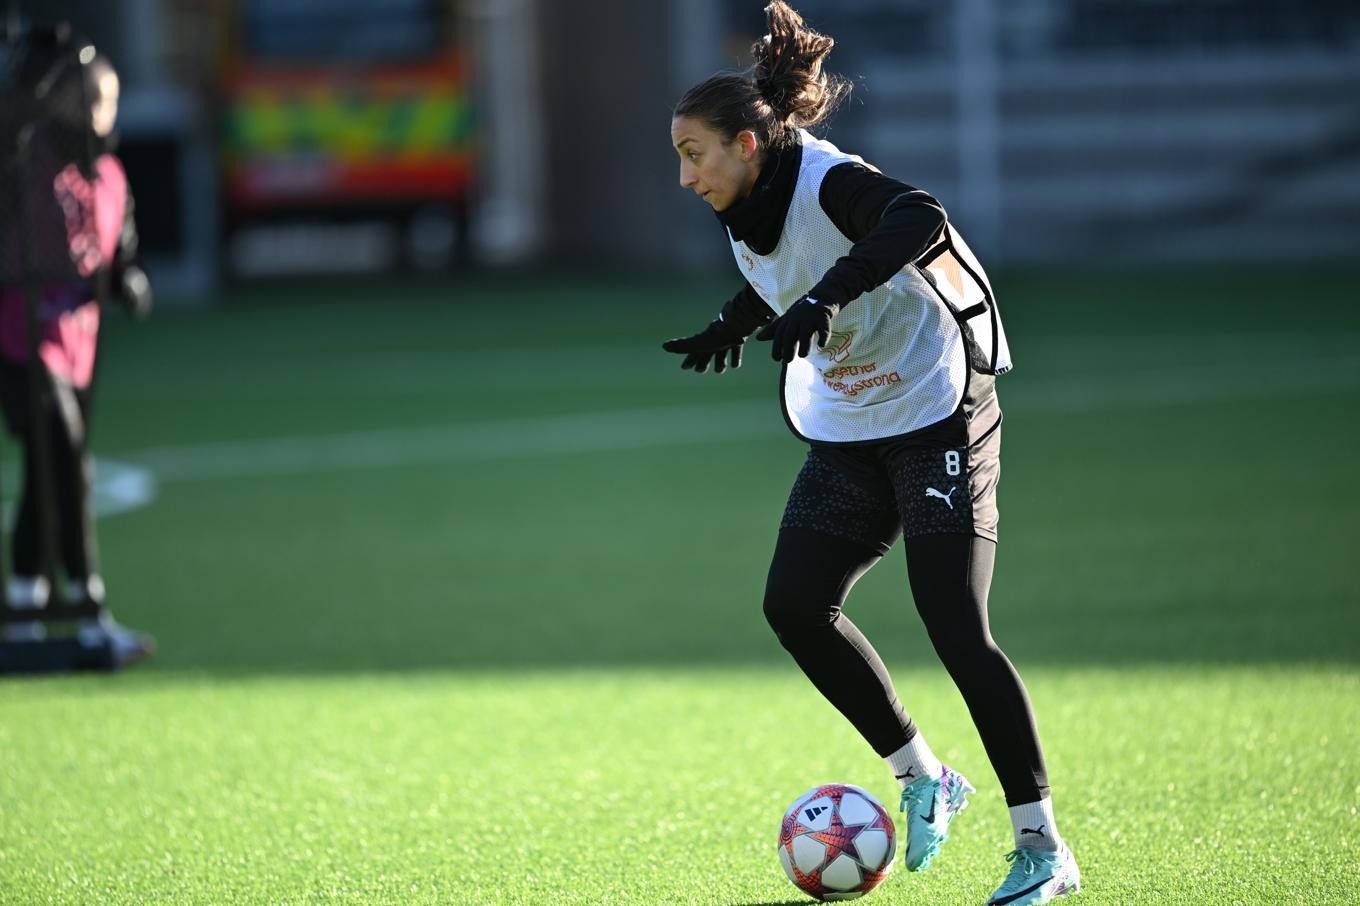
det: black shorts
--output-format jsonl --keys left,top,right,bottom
{"left": 779, "top": 391, "right": 1002, "bottom": 555}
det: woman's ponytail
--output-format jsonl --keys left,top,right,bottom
{"left": 673, "top": 2, "right": 849, "bottom": 152}
{"left": 751, "top": 2, "right": 850, "bottom": 135}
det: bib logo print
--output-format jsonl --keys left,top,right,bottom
{"left": 826, "top": 329, "right": 854, "bottom": 363}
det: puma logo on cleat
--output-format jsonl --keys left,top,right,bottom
{"left": 925, "top": 486, "right": 956, "bottom": 509}
{"left": 1021, "top": 825, "right": 1046, "bottom": 837}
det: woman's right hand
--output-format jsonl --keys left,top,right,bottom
{"left": 661, "top": 318, "right": 746, "bottom": 374}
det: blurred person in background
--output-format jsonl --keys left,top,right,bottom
{"left": 662, "top": 4, "right": 1078, "bottom": 903}
{"left": 0, "top": 24, "right": 154, "bottom": 665}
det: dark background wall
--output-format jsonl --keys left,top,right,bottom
{"left": 534, "top": 0, "right": 728, "bottom": 273}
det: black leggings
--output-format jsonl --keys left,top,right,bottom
{"left": 764, "top": 526, "right": 1049, "bottom": 805}
{"left": 0, "top": 364, "right": 99, "bottom": 581}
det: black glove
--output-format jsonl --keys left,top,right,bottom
{"left": 755, "top": 296, "right": 840, "bottom": 363}
{"left": 662, "top": 317, "right": 746, "bottom": 373}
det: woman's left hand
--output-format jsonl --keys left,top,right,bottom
{"left": 756, "top": 296, "right": 841, "bottom": 363}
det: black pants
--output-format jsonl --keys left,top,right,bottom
{"left": 0, "top": 363, "right": 99, "bottom": 582}
{"left": 763, "top": 393, "right": 1050, "bottom": 805}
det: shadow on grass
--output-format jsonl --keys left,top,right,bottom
{"left": 82, "top": 267, "right": 1360, "bottom": 677}
{"left": 108, "top": 587, "right": 1360, "bottom": 676}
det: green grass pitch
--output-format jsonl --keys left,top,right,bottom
{"left": 2, "top": 266, "right": 1358, "bottom": 904}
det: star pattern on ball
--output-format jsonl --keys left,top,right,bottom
{"left": 808, "top": 795, "right": 867, "bottom": 864}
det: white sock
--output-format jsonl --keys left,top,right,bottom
{"left": 6, "top": 575, "right": 50, "bottom": 609}
{"left": 885, "top": 733, "right": 943, "bottom": 789}
{"left": 64, "top": 574, "right": 105, "bottom": 605}
{"left": 1010, "top": 796, "right": 1061, "bottom": 851}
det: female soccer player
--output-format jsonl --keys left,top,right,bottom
{"left": 662, "top": 5, "right": 1079, "bottom": 903}
{"left": 0, "top": 26, "right": 154, "bottom": 665}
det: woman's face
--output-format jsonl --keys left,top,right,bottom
{"left": 91, "top": 67, "right": 119, "bottom": 138}
{"left": 671, "top": 116, "right": 762, "bottom": 212}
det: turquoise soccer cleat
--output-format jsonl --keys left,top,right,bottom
{"left": 898, "top": 765, "right": 974, "bottom": 871}
{"left": 984, "top": 845, "right": 1081, "bottom": 905}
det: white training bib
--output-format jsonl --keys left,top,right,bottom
{"left": 730, "top": 131, "right": 984, "bottom": 444}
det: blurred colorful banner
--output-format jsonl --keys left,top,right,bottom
{"left": 221, "top": 58, "right": 475, "bottom": 210}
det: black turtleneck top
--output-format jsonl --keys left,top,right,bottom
{"left": 715, "top": 137, "right": 948, "bottom": 335}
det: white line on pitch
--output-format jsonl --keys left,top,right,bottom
{"left": 1, "top": 459, "right": 158, "bottom": 522}
{"left": 111, "top": 355, "right": 1359, "bottom": 484}
{"left": 120, "top": 400, "right": 781, "bottom": 482}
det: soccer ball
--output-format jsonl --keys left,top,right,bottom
{"left": 778, "top": 783, "right": 896, "bottom": 901}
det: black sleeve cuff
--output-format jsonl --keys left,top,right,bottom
{"left": 719, "top": 281, "right": 776, "bottom": 337}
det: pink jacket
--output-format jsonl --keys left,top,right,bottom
{"left": 0, "top": 154, "right": 128, "bottom": 389}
